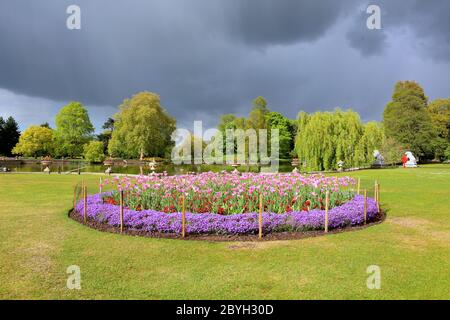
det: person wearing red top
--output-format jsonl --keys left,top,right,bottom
{"left": 401, "top": 154, "right": 408, "bottom": 168}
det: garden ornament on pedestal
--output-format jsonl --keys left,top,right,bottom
{"left": 337, "top": 160, "right": 345, "bottom": 172}
{"left": 291, "top": 158, "right": 299, "bottom": 173}
{"left": 148, "top": 159, "right": 157, "bottom": 174}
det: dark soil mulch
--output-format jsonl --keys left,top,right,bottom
{"left": 68, "top": 210, "right": 386, "bottom": 242}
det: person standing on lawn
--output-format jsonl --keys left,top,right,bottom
{"left": 402, "top": 154, "right": 408, "bottom": 168}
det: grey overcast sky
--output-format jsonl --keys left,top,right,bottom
{"left": 1, "top": 0, "right": 450, "bottom": 132}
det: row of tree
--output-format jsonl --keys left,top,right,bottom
{"left": 294, "top": 81, "right": 450, "bottom": 170}
{"left": 295, "top": 110, "right": 384, "bottom": 171}
{"left": 8, "top": 92, "right": 176, "bottom": 162}
{"left": 215, "top": 96, "right": 297, "bottom": 160}
{"left": 3, "top": 81, "right": 450, "bottom": 168}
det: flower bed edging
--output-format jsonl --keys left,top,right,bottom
{"left": 74, "top": 194, "right": 379, "bottom": 236}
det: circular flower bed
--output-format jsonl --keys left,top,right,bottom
{"left": 72, "top": 172, "right": 381, "bottom": 237}
{"left": 75, "top": 193, "right": 378, "bottom": 235}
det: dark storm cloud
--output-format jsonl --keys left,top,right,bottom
{"left": 346, "top": 6, "right": 387, "bottom": 56}
{"left": 0, "top": 0, "right": 357, "bottom": 129}
{"left": 346, "top": 0, "right": 450, "bottom": 61}
{"left": 0, "top": 0, "right": 450, "bottom": 132}
{"left": 223, "top": 0, "right": 356, "bottom": 46}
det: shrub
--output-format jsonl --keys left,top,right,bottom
{"left": 83, "top": 141, "right": 106, "bottom": 163}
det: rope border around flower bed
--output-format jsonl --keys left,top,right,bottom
{"left": 69, "top": 193, "right": 385, "bottom": 241}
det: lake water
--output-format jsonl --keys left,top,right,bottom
{"left": 2, "top": 161, "right": 294, "bottom": 175}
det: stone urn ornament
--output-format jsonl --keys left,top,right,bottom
{"left": 231, "top": 163, "right": 240, "bottom": 174}
{"left": 291, "top": 158, "right": 300, "bottom": 173}
{"left": 148, "top": 158, "right": 157, "bottom": 175}
{"left": 41, "top": 156, "right": 52, "bottom": 174}
{"left": 103, "top": 157, "right": 113, "bottom": 175}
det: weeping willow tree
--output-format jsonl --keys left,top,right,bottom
{"left": 295, "top": 109, "right": 382, "bottom": 171}
{"left": 354, "top": 121, "right": 385, "bottom": 166}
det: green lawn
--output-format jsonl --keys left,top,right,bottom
{"left": 0, "top": 165, "right": 449, "bottom": 299}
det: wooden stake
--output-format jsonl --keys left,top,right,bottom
{"left": 83, "top": 185, "right": 87, "bottom": 223}
{"left": 364, "top": 189, "right": 368, "bottom": 225}
{"left": 325, "top": 190, "right": 329, "bottom": 233}
{"left": 374, "top": 180, "right": 378, "bottom": 200}
{"left": 259, "top": 194, "right": 263, "bottom": 239}
{"left": 374, "top": 181, "right": 378, "bottom": 212}
{"left": 73, "top": 184, "right": 77, "bottom": 211}
{"left": 357, "top": 178, "right": 361, "bottom": 195}
{"left": 99, "top": 177, "right": 102, "bottom": 193}
{"left": 120, "top": 190, "right": 124, "bottom": 233}
{"left": 181, "top": 195, "right": 186, "bottom": 238}
{"left": 377, "top": 183, "right": 381, "bottom": 213}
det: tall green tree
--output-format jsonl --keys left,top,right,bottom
{"left": 266, "top": 111, "right": 295, "bottom": 159}
{"left": 428, "top": 98, "right": 450, "bottom": 159}
{"left": 108, "top": 92, "right": 176, "bottom": 159}
{"left": 54, "top": 102, "right": 94, "bottom": 157}
{"left": 295, "top": 109, "right": 364, "bottom": 171}
{"left": 83, "top": 141, "right": 106, "bottom": 163}
{"left": 97, "top": 118, "right": 115, "bottom": 155}
{"left": 217, "top": 114, "right": 238, "bottom": 132}
{"left": 0, "top": 116, "right": 20, "bottom": 156}
{"left": 383, "top": 81, "right": 437, "bottom": 159}
{"left": 379, "top": 137, "right": 407, "bottom": 166}
{"left": 12, "top": 125, "right": 54, "bottom": 157}
{"left": 247, "top": 96, "right": 269, "bottom": 130}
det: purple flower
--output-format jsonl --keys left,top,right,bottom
{"left": 75, "top": 194, "right": 378, "bottom": 235}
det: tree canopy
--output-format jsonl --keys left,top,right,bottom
{"left": 54, "top": 102, "right": 94, "bottom": 157}
{"left": 428, "top": 98, "right": 450, "bottom": 140}
{"left": 108, "top": 92, "right": 176, "bottom": 159}
{"left": 12, "top": 125, "right": 54, "bottom": 157}
{"left": 265, "top": 111, "right": 296, "bottom": 159}
{"left": 383, "top": 81, "right": 437, "bottom": 159}
{"left": 0, "top": 116, "right": 20, "bottom": 156}
{"left": 295, "top": 109, "right": 375, "bottom": 171}
{"left": 83, "top": 141, "right": 106, "bottom": 163}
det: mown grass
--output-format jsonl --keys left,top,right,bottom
{"left": 0, "top": 165, "right": 449, "bottom": 299}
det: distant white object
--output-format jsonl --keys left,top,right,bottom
{"left": 405, "top": 151, "right": 417, "bottom": 168}
{"left": 372, "top": 150, "right": 385, "bottom": 166}
{"left": 105, "top": 167, "right": 112, "bottom": 175}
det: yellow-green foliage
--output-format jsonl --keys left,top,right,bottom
{"left": 295, "top": 109, "right": 384, "bottom": 171}
{"left": 108, "top": 92, "right": 176, "bottom": 159}
{"left": 12, "top": 125, "right": 54, "bottom": 157}
{"left": 83, "top": 141, "right": 106, "bottom": 163}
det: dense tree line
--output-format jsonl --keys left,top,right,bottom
{"left": 6, "top": 81, "right": 450, "bottom": 167}
{"left": 215, "top": 96, "right": 296, "bottom": 160}
{"left": 383, "top": 81, "right": 449, "bottom": 161}
{"left": 10, "top": 92, "right": 177, "bottom": 162}
{"left": 295, "top": 109, "right": 384, "bottom": 171}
